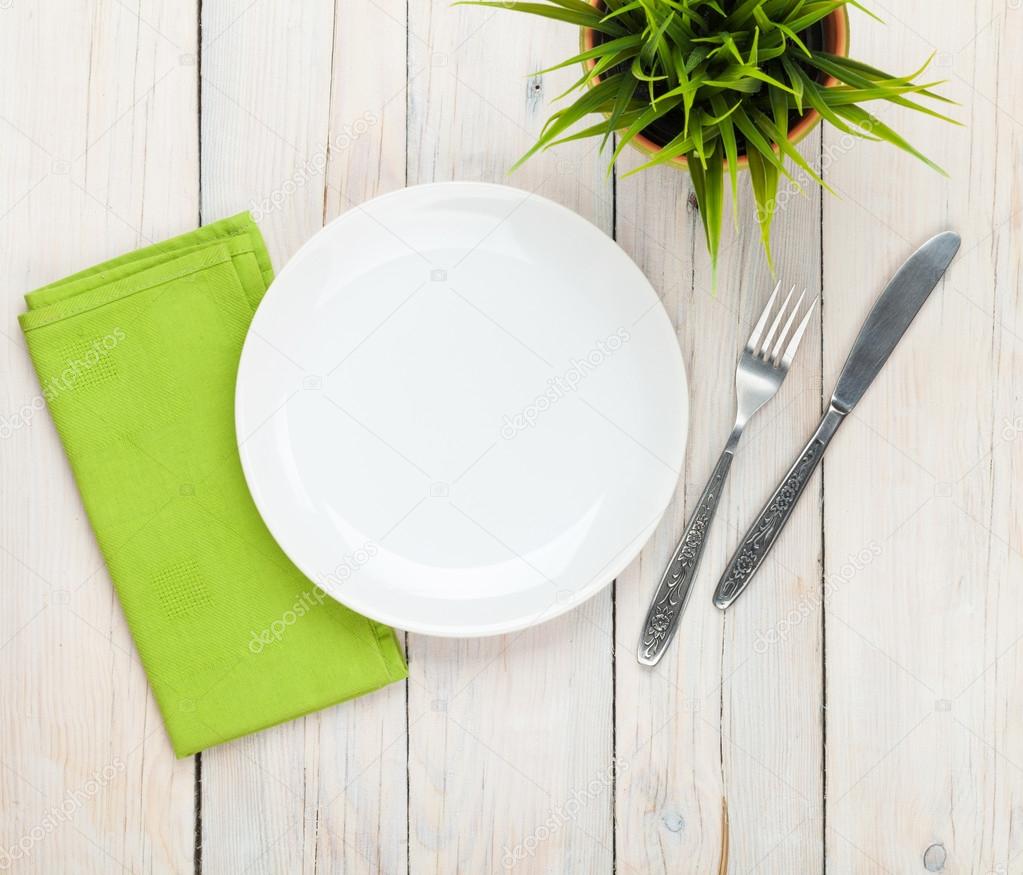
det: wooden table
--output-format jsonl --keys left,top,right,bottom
{"left": 1, "top": 2, "right": 1019, "bottom": 872}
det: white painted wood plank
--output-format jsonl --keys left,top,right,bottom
{"left": 200, "top": 0, "right": 334, "bottom": 264}
{"left": 612, "top": 151, "right": 731, "bottom": 875}
{"left": 823, "top": 2, "right": 1023, "bottom": 872}
{"left": 198, "top": 3, "right": 345, "bottom": 874}
{"left": 714, "top": 136, "right": 825, "bottom": 873}
{"left": 404, "top": 3, "right": 615, "bottom": 873}
{"left": 614, "top": 131, "right": 825, "bottom": 871}
{"left": 323, "top": 0, "right": 409, "bottom": 211}
{"left": 199, "top": 3, "right": 412, "bottom": 873}
{"left": 315, "top": 2, "right": 412, "bottom": 874}
{"left": 1, "top": 1, "right": 1018, "bottom": 872}
{"left": 0, "top": 1, "right": 198, "bottom": 873}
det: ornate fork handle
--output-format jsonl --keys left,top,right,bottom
{"left": 713, "top": 406, "right": 846, "bottom": 609}
{"left": 638, "top": 446, "right": 735, "bottom": 666}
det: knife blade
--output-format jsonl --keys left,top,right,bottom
{"left": 712, "top": 231, "right": 961, "bottom": 610}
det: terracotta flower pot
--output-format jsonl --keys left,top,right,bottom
{"left": 581, "top": 2, "right": 850, "bottom": 171}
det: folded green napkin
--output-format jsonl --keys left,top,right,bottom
{"left": 19, "top": 213, "right": 407, "bottom": 757}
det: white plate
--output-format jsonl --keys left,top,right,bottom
{"left": 236, "top": 182, "right": 687, "bottom": 637}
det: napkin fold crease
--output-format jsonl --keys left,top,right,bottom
{"left": 19, "top": 212, "right": 407, "bottom": 757}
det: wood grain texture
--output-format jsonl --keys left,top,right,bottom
{"left": 0, "top": 0, "right": 1019, "bottom": 873}
{"left": 613, "top": 129, "right": 825, "bottom": 873}
{"left": 315, "top": 3, "right": 412, "bottom": 874}
{"left": 196, "top": 1, "right": 351, "bottom": 875}
{"left": 0, "top": 2, "right": 198, "bottom": 874}
{"left": 403, "top": 4, "right": 616, "bottom": 873}
{"left": 823, "top": 3, "right": 1023, "bottom": 873}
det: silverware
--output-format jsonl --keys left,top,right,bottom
{"left": 713, "top": 231, "right": 961, "bottom": 610}
{"left": 638, "top": 283, "right": 817, "bottom": 666}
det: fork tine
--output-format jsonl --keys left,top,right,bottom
{"left": 770, "top": 288, "right": 807, "bottom": 364}
{"left": 747, "top": 281, "right": 781, "bottom": 352}
{"left": 780, "top": 297, "right": 818, "bottom": 368}
{"left": 759, "top": 285, "right": 795, "bottom": 357}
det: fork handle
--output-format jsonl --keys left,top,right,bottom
{"left": 638, "top": 444, "right": 735, "bottom": 666}
{"left": 713, "top": 406, "right": 846, "bottom": 610}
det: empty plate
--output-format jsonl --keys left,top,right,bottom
{"left": 236, "top": 182, "right": 687, "bottom": 636}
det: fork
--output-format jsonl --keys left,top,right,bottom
{"left": 637, "top": 282, "right": 816, "bottom": 666}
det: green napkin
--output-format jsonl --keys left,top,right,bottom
{"left": 19, "top": 213, "right": 407, "bottom": 757}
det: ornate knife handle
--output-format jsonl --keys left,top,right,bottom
{"left": 713, "top": 406, "right": 846, "bottom": 610}
{"left": 638, "top": 447, "right": 735, "bottom": 666}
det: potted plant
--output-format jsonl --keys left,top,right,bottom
{"left": 459, "top": 0, "right": 956, "bottom": 284}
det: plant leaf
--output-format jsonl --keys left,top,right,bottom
{"left": 746, "top": 146, "right": 779, "bottom": 274}
{"left": 454, "top": 1, "right": 622, "bottom": 34}
{"left": 457, "top": 0, "right": 959, "bottom": 279}
{"left": 709, "top": 94, "right": 741, "bottom": 223}
{"left": 831, "top": 103, "right": 948, "bottom": 175}
{"left": 688, "top": 145, "right": 725, "bottom": 291}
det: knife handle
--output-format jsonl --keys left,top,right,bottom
{"left": 638, "top": 444, "right": 735, "bottom": 666}
{"left": 713, "top": 406, "right": 846, "bottom": 610}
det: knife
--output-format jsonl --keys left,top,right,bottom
{"left": 712, "top": 231, "right": 961, "bottom": 610}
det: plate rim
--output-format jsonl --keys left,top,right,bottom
{"left": 235, "top": 180, "right": 688, "bottom": 637}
